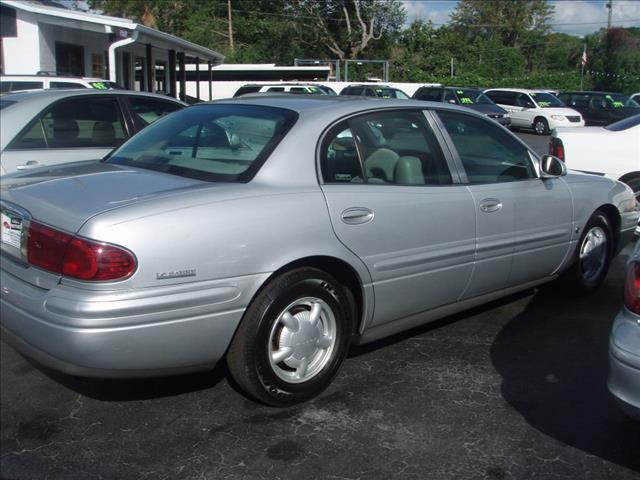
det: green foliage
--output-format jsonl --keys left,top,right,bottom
{"left": 87, "top": 0, "right": 638, "bottom": 92}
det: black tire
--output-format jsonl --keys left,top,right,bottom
{"left": 562, "top": 211, "right": 614, "bottom": 294}
{"left": 623, "top": 176, "right": 640, "bottom": 198}
{"left": 533, "top": 117, "right": 549, "bottom": 135}
{"left": 226, "top": 267, "right": 354, "bottom": 407}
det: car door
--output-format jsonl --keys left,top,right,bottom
{"left": 2, "top": 95, "right": 129, "bottom": 173}
{"left": 319, "top": 109, "right": 476, "bottom": 328}
{"left": 435, "top": 110, "right": 572, "bottom": 295}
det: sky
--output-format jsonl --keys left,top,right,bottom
{"left": 401, "top": 0, "right": 640, "bottom": 36}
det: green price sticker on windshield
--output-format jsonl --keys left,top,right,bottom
{"left": 538, "top": 101, "right": 551, "bottom": 107}
{"left": 460, "top": 97, "right": 473, "bottom": 104}
{"left": 91, "top": 82, "right": 108, "bottom": 90}
{"left": 613, "top": 101, "right": 624, "bottom": 108}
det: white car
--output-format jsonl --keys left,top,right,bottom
{"left": 0, "top": 74, "right": 118, "bottom": 93}
{"left": 549, "top": 115, "right": 640, "bottom": 189}
{"left": 485, "top": 88, "right": 584, "bottom": 135}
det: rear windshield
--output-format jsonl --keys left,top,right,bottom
{"left": 107, "top": 104, "right": 298, "bottom": 182}
{"left": 605, "top": 114, "right": 640, "bottom": 131}
{"left": 530, "top": 92, "right": 565, "bottom": 108}
{"left": 453, "top": 89, "right": 493, "bottom": 105}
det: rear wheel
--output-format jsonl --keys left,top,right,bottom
{"left": 227, "top": 268, "right": 353, "bottom": 406}
{"left": 562, "top": 211, "right": 613, "bottom": 294}
{"left": 534, "top": 117, "right": 549, "bottom": 135}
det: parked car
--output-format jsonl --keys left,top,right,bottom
{"left": 413, "top": 86, "right": 510, "bottom": 126}
{"left": 484, "top": 88, "right": 584, "bottom": 134}
{"left": 608, "top": 241, "right": 640, "bottom": 421}
{"left": 557, "top": 91, "right": 640, "bottom": 126}
{"left": 1, "top": 97, "right": 637, "bottom": 407}
{"left": 0, "top": 73, "right": 118, "bottom": 93}
{"left": 233, "top": 83, "right": 331, "bottom": 97}
{"left": 0, "top": 89, "right": 186, "bottom": 175}
{"left": 549, "top": 115, "right": 640, "bottom": 193}
{"left": 340, "top": 84, "right": 409, "bottom": 99}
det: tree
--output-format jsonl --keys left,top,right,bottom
{"left": 291, "top": 0, "right": 405, "bottom": 60}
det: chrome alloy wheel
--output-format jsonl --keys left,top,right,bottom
{"left": 535, "top": 120, "right": 546, "bottom": 135}
{"left": 579, "top": 226, "right": 607, "bottom": 282}
{"left": 268, "top": 297, "right": 337, "bottom": 383}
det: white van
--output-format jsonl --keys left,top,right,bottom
{"left": 0, "top": 74, "right": 118, "bottom": 93}
{"left": 484, "top": 88, "right": 584, "bottom": 134}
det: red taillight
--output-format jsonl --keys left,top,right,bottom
{"left": 624, "top": 262, "right": 640, "bottom": 314}
{"left": 26, "top": 222, "right": 135, "bottom": 281}
{"left": 549, "top": 137, "right": 565, "bottom": 161}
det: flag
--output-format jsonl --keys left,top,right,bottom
{"left": 581, "top": 45, "right": 588, "bottom": 66}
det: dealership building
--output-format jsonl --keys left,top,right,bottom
{"left": 0, "top": 0, "right": 224, "bottom": 100}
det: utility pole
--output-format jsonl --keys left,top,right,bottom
{"left": 606, "top": 0, "right": 613, "bottom": 30}
{"left": 228, "top": 0, "right": 234, "bottom": 54}
{"left": 450, "top": 58, "right": 454, "bottom": 79}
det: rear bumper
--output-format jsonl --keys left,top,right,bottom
{"left": 0, "top": 265, "right": 269, "bottom": 377}
{"left": 608, "top": 308, "right": 640, "bottom": 420}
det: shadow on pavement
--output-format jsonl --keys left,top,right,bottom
{"left": 491, "top": 278, "right": 640, "bottom": 471}
{"left": 25, "top": 359, "right": 228, "bottom": 402}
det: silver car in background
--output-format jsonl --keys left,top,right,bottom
{"left": 1, "top": 96, "right": 638, "bottom": 406}
{"left": 0, "top": 89, "right": 185, "bottom": 175}
{"left": 609, "top": 242, "right": 640, "bottom": 420}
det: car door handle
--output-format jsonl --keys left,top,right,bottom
{"left": 341, "top": 207, "right": 374, "bottom": 225}
{"left": 479, "top": 198, "right": 503, "bottom": 213}
{"left": 15, "top": 161, "right": 40, "bottom": 170}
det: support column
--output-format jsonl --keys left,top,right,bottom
{"left": 195, "top": 56, "right": 200, "bottom": 102}
{"left": 168, "top": 49, "right": 177, "bottom": 98}
{"left": 145, "top": 43, "right": 153, "bottom": 92}
{"left": 178, "top": 52, "right": 186, "bottom": 102}
{"left": 208, "top": 60, "right": 213, "bottom": 101}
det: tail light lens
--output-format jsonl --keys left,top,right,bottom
{"left": 27, "top": 222, "right": 136, "bottom": 281}
{"left": 549, "top": 137, "right": 565, "bottom": 161}
{"left": 624, "top": 262, "right": 640, "bottom": 314}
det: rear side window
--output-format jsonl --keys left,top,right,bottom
{"left": 50, "top": 82, "right": 87, "bottom": 89}
{"left": 14, "top": 96, "right": 128, "bottom": 149}
{"left": 107, "top": 104, "right": 298, "bottom": 182}
{"left": 438, "top": 110, "right": 535, "bottom": 183}
{"left": 321, "top": 110, "right": 452, "bottom": 185}
{"left": 127, "top": 96, "right": 183, "bottom": 127}
{"left": 414, "top": 88, "right": 442, "bottom": 102}
{"left": 267, "top": 87, "right": 285, "bottom": 92}
{"left": 5, "top": 81, "right": 43, "bottom": 92}
{"left": 233, "top": 86, "right": 261, "bottom": 97}
{"left": 486, "top": 91, "right": 517, "bottom": 106}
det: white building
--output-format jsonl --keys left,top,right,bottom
{"left": 0, "top": 0, "right": 223, "bottom": 100}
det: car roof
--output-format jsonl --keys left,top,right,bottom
{"left": 1, "top": 88, "right": 186, "bottom": 107}
{"left": 0, "top": 75, "right": 108, "bottom": 82}
{"left": 204, "top": 94, "right": 486, "bottom": 121}
{"left": 484, "top": 88, "right": 549, "bottom": 94}
{"left": 559, "top": 90, "right": 623, "bottom": 95}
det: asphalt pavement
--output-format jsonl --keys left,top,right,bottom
{"left": 1, "top": 131, "right": 639, "bottom": 480}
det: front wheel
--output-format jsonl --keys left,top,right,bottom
{"left": 562, "top": 212, "right": 613, "bottom": 294}
{"left": 534, "top": 117, "right": 549, "bottom": 135}
{"left": 226, "top": 268, "right": 354, "bottom": 406}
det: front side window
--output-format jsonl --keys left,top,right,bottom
{"left": 414, "top": 88, "right": 442, "bottom": 102}
{"left": 437, "top": 110, "right": 535, "bottom": 183}
{"left": 517, "top": 94, "right": 535, "bottom": 108}
{"left": 107, "top": 104, "right": 298, "bottom": 182}
{"left": 38, "top": 97, "right": 126, "bottom": 148}
{"left": 321, "top": 110, "right": 452, "bottom": 185}
{"left": 7, "top": 81, "right": 43, "bottom": 92}
{"left": 127, "top": 96, "right": 183, "bottom": 127}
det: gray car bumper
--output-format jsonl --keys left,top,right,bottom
{"left": 0, "top": 266, "right": 269, "bottom": 378}
{"left": 608, "top": 307, "right": 640, "bottom": 420}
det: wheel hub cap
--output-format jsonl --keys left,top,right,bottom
{"left": 268, "top": 297, "right": 337, "bottom": 383}
{"left": 579, "top": 226, "right": 607, "bottom": 281}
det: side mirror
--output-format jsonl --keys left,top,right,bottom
{"left": 540, "top": 155, "right": 567, "bottom": 178}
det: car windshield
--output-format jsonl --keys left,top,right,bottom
{"left": 453, "top": 89, "right": 493, "bottom": 105}
{"left": 373, "top": 88, "right": 409, "bottom": 99}
{"left": 603, "top": 93, "right": 639, "bottom": 108}
{"left": 530, "top": 92, "right": 565, "bottom": 108}
{"left": 605, "top": 113, "right": 640, "bottom": 131}
{"left": 107, "top": 104, "right": 298, "bottom": 182}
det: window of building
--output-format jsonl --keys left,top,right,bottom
{"left": 55, "top": 42, "right": 84, "bottom": 76}
{"left": 92, "top": 53, "right": 105, "bottom": 78}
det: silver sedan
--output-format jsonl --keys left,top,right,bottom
{"left": 609, "top": 242, "right": 640, "bottom": 420}
{"left": 1, "top": 96, "right": 638, "bottom": 406}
